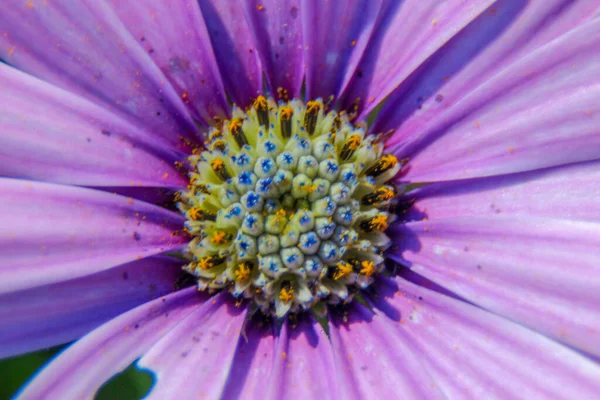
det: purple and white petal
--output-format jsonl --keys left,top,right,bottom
{"left": 389, "top": 216, "right": 600, "bottom": 358}
{"left": 376, "top": 0, "right": 600, "bottom": 144}
{"left": 0, "top": 256, "right": 182, "bottom": 359}
{"left": 17, "top": 287, "right": 204, "bottom": 400}
{"left": 138, "top": 292, "right": 247, "bottom": 399}
{"left": 388, "top": 17, "right": 600, "bottom": 182}
{"left": 266, "top": 315, "right": 339, "bottom": 400}
{"left": 221, "top": 320, "right": 277, "bottom": 399}
{"left": 370, "top": 277, "right": 600, "bottom": 399}
{"left": 243, "top": 0, "right": 304, "bottom": 98}
{"left": 329, "top": 304, "right": 445, "bottom": 399}
{"left": 0, "top": 64, "right": 187, "bottom": 188}
{"left": 404, "top": 160, "right": 600, "bottom": 223}
{"left": 301, "top": 0, "right": 382, "bottom": 101}
{"left": 198, "top": 0, "right": 263, "bottom": 108}
{"left": 0, "top": 179, "right": 187, "bottom": 293}
{"left": 0, "top": 0, "right": 200, "bottom": 142}
{"left": 105, "top": 0, "right": 229, "bottom": 125}
{"left": 338, "top": 0, "right": 495, "bottom": 118}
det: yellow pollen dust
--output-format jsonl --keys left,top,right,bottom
{"left": 235, "top": 263, "right": 252, "bottom": 282}
{"left": 279, "top": 287, "right": 294, "bottom": 303}
{"left": 360, "top": 260, "right": 375, "bottom": 277}
{"left": 334, "top": 261, "right": 353, "bottom": 280}
{"left": 210, "top": 231, "right": 229, "bottom": 245}
{"left": 371, "top": 215, "right": 388, "bottom": 231}
{"left": 280, "top": 106, "right": 293, "bottom": 119}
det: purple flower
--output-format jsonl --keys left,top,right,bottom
{"left": 1, "top": 0, "right": 600, "bottom": 399}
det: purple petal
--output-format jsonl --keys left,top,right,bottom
{"left": 389, "top": 17, "right": 600, "bottom": 182}
{"left": 199, "top": 0, "right": 263, "bottom": 108}
{"left": 329, "top": 304, "right": 445, "bottom": 399}
{"left": 0, "top": 179, "right": 187, "bottom": 293}
{"left": 0, "top": 0, "right": 200, "bottom": 142}
{"left": 266, "top": 315, "right": 339, "bottom": 400}
{"left": 388, "top": 216, "right": 600, "bottom": 358}
{"left": 221, "top": 320, "right": 276, "bottom": 399}
{"left": 338, "top": 0, "right": 494, "bottom": 117}
{"left": 301, "top": 0, "right": 382, "bottom": 101}
{"left": 375, "top": 0, "right": 600, "bottom": 145}
{"left": 404, "top": 160, "right": 600, "bottom": 223}
{"left": 0, "top": 256, "right": 181, "bottom": 359}
{"left": 17, "top": 287, "right": 204, "bottom": 400}
{"left": 0, "top": 65, "right": 187, "bottom": 188}
{"left": 370, "top": 277, "right": 600, "bottom": 399}
{"left": 243, "top": 0, "right": 304, "bottom": 98}
{"left": 104, "top": 0, "right": 229, "bottom": 125}
{"left": 138, "top": 292, "right": 247, "bottom": 399}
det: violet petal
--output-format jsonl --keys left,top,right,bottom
{"left": 0, "top": 179, "right": 187, "bottom": 293}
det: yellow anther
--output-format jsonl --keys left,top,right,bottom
{"left": 211, "top": 158, "right": 224, "bottom": 169}
{"left": 210, "top": 231, "right": 229, "bottom": 245}
{"left": 334, "top": 261, "right": 353, "bottom": 280}
{"left": 235, "top": 263, "right": 252, "bottom": 282}
{"left": 228, "top": 118, "right": 242, "bottom": 133}
{"left": 254, "top": 95, "right": 268, "bottom": 109}
{"left": 360, "top": 260, "right": 375, "bottom": 277}
{"left": 371, "top": 215, "right": 388, "bottom": 231}
{"left": 380, "top": 154, "right": 398, "bottom": 169}
{"left": 279, "top": 287, "right": 294, "bottom": 303}
{"left": 188, "top": 207, "right": 202, "bottom": 221}
{"left": 306, "top": 100, "right": 320, "bottom": 113}
{"left": 346, "top": 135, "right": 361, "bottom": 150}
{"left": 379, "top": 187, "right": 395, "bottom": 200}
{"left": 211, "top": 139, "right": 226, "bottom": 151}
{"left": 198, "top": 257, "right": 214, "bottom": 270}
{"left": 280, "top": 106, "right": 293, "bottom": 120}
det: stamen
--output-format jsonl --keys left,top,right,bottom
{"left": 364, "top": 155, "right": 398, "bottom": 177}
{"left": 341, "top": 134, "right": 361, "bottom": 160}
{"left": 235, "top": 262, "right": 252, "bottom": 282}
{"left": 360, "top": 260, "right": 375, "bottom": 276}
{"left": 228, "top": 118, "right": 248, "bottom": 148}
{"left": 304, "top": 100, "right": 320, "bottom": 136}
{"left": 280, "top": 106, "right": 293, "bottom": 139}
{"left": 211, "top": 158, "right": 231, "bottom": 181}
{"left": 361, "top": 186, "right": 395, "bottom": 206}
{"left": 210, "top": 231, "right": 231, "bottom": 245}
{"left": 188, "top": 207, "right": 217, "bottom": 222}
{"left": 333, "top": 261, "right": 353, "bottom": 280}
{"left": 360, "top": 214, "right": 388, "bottom": 232}
{"left": 279, "top": 286, "right": 294, "bottom": 303}
{"left": 254, "top": 95, "right": 270, "bottom": 126}
{"left": 197, "top": 255, "right": 226, "bottom": 270}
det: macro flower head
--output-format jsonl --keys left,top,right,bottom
{"left": 1, "top": 0, "right": 600, "bottom": 399}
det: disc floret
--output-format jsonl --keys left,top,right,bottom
{"left": 178, "top": 97, "right": 401, "bottom": 317}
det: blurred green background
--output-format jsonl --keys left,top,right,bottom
{"left": 0, "top": 346, "right": 153, "bottom": 400}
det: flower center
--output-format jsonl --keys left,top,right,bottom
{"left": 178, "top": 96, "right": 401, "bottom": 317}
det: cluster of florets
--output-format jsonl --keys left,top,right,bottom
{"left": 178, "top": 96, "right": 401, "bottom": 317}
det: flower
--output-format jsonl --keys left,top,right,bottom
{"left": 1, "top": 0, "right": 600, "bottom": 399}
